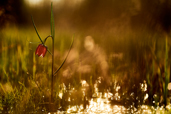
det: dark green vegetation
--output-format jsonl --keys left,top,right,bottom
{"left": 1, "top": 0, "right": 171, "bottom": 113}
{"left": 1, "top": 26, "right": 171, "bottom": 113}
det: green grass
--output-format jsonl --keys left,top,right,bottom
{"left": 0, "top": 25, "right": 171, "bottom": 113}
{"left": 0, "top": 26, "right": 73, "bottom": 112}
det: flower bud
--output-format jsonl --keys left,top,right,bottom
{"left": 35, "top": 44, "right": 47, "bottom": 57}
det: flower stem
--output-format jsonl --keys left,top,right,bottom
{"left": 50, "top": 2, "right": 55, "bottom": 103}
{"left": 51, "top": 36, "right": 54, "bottom": 103}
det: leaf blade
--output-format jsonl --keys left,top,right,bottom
{"left": 51, "top": 2, "right": 55, "bottom": 39}
{"left": 53, "top": 36, "right": 74, "bottom": 76}
{"left": 31, "top": 16, "right": 44, "bottom": 44}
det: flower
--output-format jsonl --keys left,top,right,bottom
{"left": 35, "top": 44, "right": 47, "bottom": 57}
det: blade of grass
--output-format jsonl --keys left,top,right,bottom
{"left": 51, "top": 2, "right": 55, "bottom": 39}
{"left": 32, "top": 17, "right": 52, "bottom": 55}
{"left": 31, "top": 16, "right": 44, "bottom": 44}
{"left": 53, "top": 37, "right": 74, "bottom": 76}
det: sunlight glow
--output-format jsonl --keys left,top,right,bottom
{"left": 58, "top": 92, "right": 63, "bottom": 99}
{"left": 144, "top": 93, "right": 148, "bottom": 101}
{"left": 25, "top": 0, "right": 62, "bottom": 6}
{"left": 168, "top": 82, "right": 171, "bottom": 90}
{"left": 59, "top": 80, "right": 171, "bottom": 113}
{"left": 141, "top": 80, "right": 147, "bottom": 91}
{"left": 25, "top": 0, "right": 43, "bottom": 6}
{"left": 64, "top": 81, "right": 171, "bottom": 114}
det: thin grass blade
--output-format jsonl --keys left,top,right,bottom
{"left": 31, "top": 16, "right": 44, "bottom": 44}
{"left": 51, "top": 2, "right": 55, "bottom": 39}
{"left": 53, "top": 37, "right": 74, "bottom": 76}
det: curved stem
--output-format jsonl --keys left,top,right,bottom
{"left": 44, "top": 35, "right": 52, "bottom": 43}
{"left": 43, "top": 35, "right": 53, "bottom": 55}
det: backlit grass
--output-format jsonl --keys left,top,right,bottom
{"left": 0, "top": 25, "right": 171, "bottom": 113}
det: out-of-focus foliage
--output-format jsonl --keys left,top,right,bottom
{"left": 0, "top": 0, "right": 30, "bottom": 28}
{"left": 1, "top": 0, "right": 171, "bottom": 113}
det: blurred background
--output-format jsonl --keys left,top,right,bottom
{"left": 1, "top": 0, "right": 170, "bottom": 33}
{"left": 1, "top": 0, "right": 171, "bottom": 113}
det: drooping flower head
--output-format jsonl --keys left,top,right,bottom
{"left": 35, "top": 44, "right": 47, "bottom": 57}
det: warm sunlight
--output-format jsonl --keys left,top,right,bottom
{"left": 25, "top": 0, "right": 62, "bottom": 6}
{"left": 2, "top": 0, "right": 171, "bottom": 113}
{"left": 25, "top": 0, "right": 43, "bottom": 6}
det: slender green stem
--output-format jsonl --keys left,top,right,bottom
{"left": 32, "top": 2, "right": 73, "bottom": 105}
{"left": 51, "top": 2, "right": 55, "bottom": 103}
{"left": 51, "top": 36, "right": 54, "bottom": 103}
{"left": 44, "top": 35, "right": 52, "bottom": 43}
{"left": 44, "top": 35, "right": 53, "bottom": 55}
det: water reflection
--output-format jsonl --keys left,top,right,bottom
{"left": 60, "top": 79, "right": 170, "bottom": 114}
